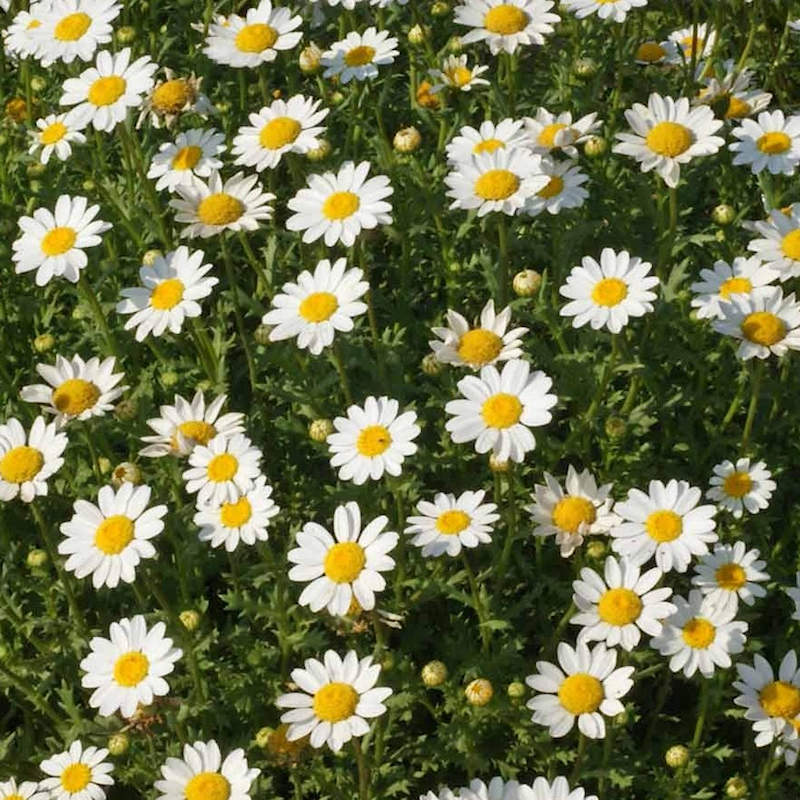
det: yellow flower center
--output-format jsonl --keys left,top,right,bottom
{"left": 781, "top": 230, "right": 800, "bottom": 261}
{"left": 40, "top": 121, "right": 68, "bottom": 145}
{"left": 719, "top": 277, "right": 752, "bottom": 299}
{"left": 176, "top": 420, "right": 216, "bottom": 447}
{"left": 760, "top": 681, "right": 800, "bottom": 719}
{"left": 645, "top": 121, "right": 693, "bottom": 157}
{"left": 260, "top": 116, "right": 302, "bottom": 150}
{"left": 645, "top": 510, "right": 682, "bottom": 542}
{"left": 40, "top": 226, "right": 77, "bottom": 256}
{"left": 473, "top": 138, "right": 505, "bottom": 155}
{"left": 0, "top": 446, "right": 43, "bottom": 484}
{"left": 322, "top": 191, "right": 360, "bottom": 220}
{"left": 207, "top": 453, "right": 238, "bottom": 482}
{"left": 355, "top": 424, "right": 392, "bottom": 457}
{"left": 150, "top": 278, "right": 185, "bottom": 310}
{"left": 197, "top": 193, "right": 244, "bottom": 226}
{"left": 723, "top": 470, "right": 752, "bottom": 498}
{"left": 591, "top": 277, "right": 628, "bottom": 307}
{"left": 52, "top": 378, "right": 100, "bottom": 415}
{"left": 715, "top": 562, "right": 747, "bottom": 591}
{"left": 6, "top": 793, "right": 24, "bottom": 800}
{"left": 481, "top": 392, "right": 522, "bottom": 428}
{"left": 27, "top": 19, "right": 42, "bottom": 30}
{"left": 312, "top": 682, "right": 358, "bottom": 722}
{"left": 220, "top": 496, "right": 252, "bottom": 528}
{"left": 680, "top": 35, "right": 704, "bottom": 57}
{"left": 436, "top": 509, "right": 471, "bottom": 535}
{"left": 757, "top": 132, "right": 791, "bottom": 155}
{"left": 323, "top": 541, "right": 366, "bottom": 583}
{"left": 112, "top": 651, "right": 149, "bottom": 687}
{"left": 537, "top": 123, "right": 567, "bottom": 148}
{"left": 94, "top": 515, "right": 135, "bottom": 555}
{"left": 185, "top": 773, "right": 231, "bottom": 800}
{"left": 635, "top": 41, "right": 666, "bottom": 62}
{"left": 87, "top": 75, "right": 127, "bottom": 107}
{"left": 537, "top": 175, "right": 564, "bottom": 199}
{"left": 558, "top": 673, "right": 604, "bottom": 715}
{"left": 151, "top": 79, "right": 192, "bottom": 114}
{"left": 484, "top": 4, "right": 528, "bottom": 35}
{"left": 725, "top": 96, "right": 751, "bottom": 120}
{"left": 474, "top": 169, "right": 520, "bottom": 201}
{"left": 54, "top": 12, "right": 91, "bottom": 41}
{"left": 344, "top": 45, "right": 376, "bottom": 67}
{"left": 457, "top": 329, "right": 503, "bottom": 366}
{"left": 598, "top": 588, "right": 643, "bottom": 626}
{"left": 298, "top": 291, "right": 339, "bottom": 322}
{"left": 171, "top": 145, "right": 203, "bottom": 170}
{"left": 235, "top": 23, "right": 278, "bottom": 53}
{"left": 741, "top": 311, "right": 786, "bottom": 346}
{"left": 447, "top": 65, "right": 474, "bottom": 86}
{"left": 60, "top": 763, "right": 91, "bottom": 794}
{"left": 682, "top": 617, "right": 716, "bottom": 649}
{"left": 551, "top": 496, "right": 597, "bottom": 533}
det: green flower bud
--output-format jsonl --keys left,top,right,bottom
{"left": 179, "top": 610, "right": 201, "bottom": 631}
{"left": 585, "top": 539, "right": 608, "bottom": 560}
{"left": 26, "top": 548, "right": 48, "bottom": 569}
{"left": 407, "top": 24, "right": 427, "bottom": 45}
{"left": 712, "top": 204, "right": 736, "bottom": 226}
{"left": 116, "top": 25, "right": 136, "bottom": 44}
{"left": 309, "top": 419, "right": 334, "bottom": 442}
{"left": 142, "top": 249, "right": 162, "bottom": 267}
{"left": 97, "top": 457, "right": 112, "bottom": 474}
{"left": 724, "top": 776, "right": 748, "bottom": 798}
{"left": 605, "top": 416, "right": 626, "bottom": 439}
{"left": 584, "top": 136, "right": 608, "bottom": 158}
{"left": 114, "top": 398, "right": 138, "bottom": 421}
{"left": 160, "top": 370, "right": 179, "bottom": 388}
{"left": 431, "top": 1, "right": 450, "bottom": 16}
{"left": 507, "top": 681, "right": 526, "bottom": 700}
{"left": 421, "top": 353, "right": 443, "bottom": 376}
{"left": 307, "top": 138, "right": 332, "bottom": 161}
{"left": 255, "top": 726, "right": 274, "bottom": 749}
{"left": 421, "top": 660, "right": 448, "bottom": 687}
{"left": 33, "top": 333, "right": 55, "bottom": 353}
{"left": 513, "top": 269, "right": 541, "bottom": 297}
{"left": 394, "top": 126, "right": 422, "bottom": 153}
{"left": 573, "top": 57, "right": 598, "bottom": 79}
{"left": 665, "top": 744, "right": 690, "bottom": 768}
{"left": 30, "top": 76, "right": 47, "bottom": 93}
{"left": 254, "top": 324, "right": 272, "bottom": 346}
{"left": 107, "top": 732, "right": 130, "bottom": 756}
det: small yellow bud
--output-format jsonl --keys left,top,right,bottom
{"left": 421, "top": 660, "right": 448, "bottom": 687}
{"left": 309, "top": 419, "right": 334, "bottom": 442}
{"left": 393, "top": 126, "right": 422, "bottom": 153}
{"left": 107, "top": 732, "right": 130, "bottom": 755}
{"left": 26, "top": 548, "right": 48, "bottom": 569}
{"left": 665, "top": 745, "right": 690, "bottom": 768}
{"left": 179, "top": 610, "right": 201, "bottom": 631}
{"left": 513, "top": 269, "right": 541, "bottom": 297}
{"left": 33, "top": 333, "right": 55, "bottom": 353}
{"left": 465, "top": 678, "right": 493, "bottom": 706}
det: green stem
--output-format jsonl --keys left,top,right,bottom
{"left": 585, "top": 334, "right": 620, "bottom": 426}
{"left": 497, "top": 214, "right": 509, "bottom": 306}
{"left": 353, "top": 737, "right": 370, "bottom": 800}
{"left": 495, "top": 467, "right": 518, "bottom": 584}
{"left": 77, "top": 273, "right": 121, "bottom": 361}
{"left": 570, "top": 732, "right": 588, "bottom": 784}
{"left": 756, "top": 739, "right": 778, "bottom": 800}
{"left": 0, "top": 660, "right": 62, "bottom": 728}
{"left": 462, "top": 551, "right": 491, "bottom": 653}
{"left": 735, "top": 2, "right": 758, "bottom": 73}
{"left": 221, "top": 236, "right": 258, "bottom": 394}
{"left": 691, "top": 678, "right": 711, "bottom": 749}
{"left": 330, "top": 340, "right": 354, "bottom": 406}
{"left": 741, "top": 359, "right": 764, "bottom": 453}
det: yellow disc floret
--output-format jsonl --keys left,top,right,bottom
{"left": 740, "top": 311, "right": 786, "bottom": 346}
{"left": 112, "top": 651, "right": 149, "bottom": 687}
{"left": 645, "top": 510, "right": 682, "bottom": 542}
{"left": 682, "top": 617, "right": 715, "bottom": 649}
{"left": 597, "top": 588, "right": 643, "bottom": 626}
{"left": 457, "top": 329, "right": 503, "bottom": 366}
{"left": 591, "top": 277, "right": 628, "bottom": 307}
{"left": 537, "top": 176, "right": 564, "bottom": 199}
{"left": 207, "top": 453, "right": 238, "bottom": 482}
{"left": 436, "top": 509, "right": 471, "bottom": 535}
{"left": 757, "top": 132, "right": 791, "bottom": 155}
{"left": 299, "top": 291, "right": 339, "bottom": 322}
{"left": 322, "top": 191, "right": 360, "bottom": 220}
{"left": 171, "top": 145, "right": 203, "bottom": 170}
{"left": 313, "top": 682, "right": 358, "bottom": 722}
{"left": 719, "top": 277, "right": 752, "bottom": 299}
{"left": 40, "top": 121, "right": 68, "bottom": 145}
{"left": 52, "top": 378, "right": 101, "bottom": 415}
{"left": 197, "top": 193, "right": 244, "bottom": 226}
{"left": 60, "top": 763, "right": 92, "bottom": 794}
{"left": 723, "top": 471, "right": 752, "bottom": 498}
{"left": 344, "top": 45, "right": 376, "bottom": 67}
{"left": 356, "top": 424, "right": 392, "bottom": 456}
{"left": 41, "top": 226, "right": 77, "bottom": 256}
{"left": 185, "top": 773, "right": 231, "bottom": 800}
{"left": 558, "top": 673, "right": 604, "bottom": 715}
{"left": 760, "top": 681, "right": 800, "bottom": 719}
{"left": 715, "top": 562, "right": 747, "bottom": 591}
{"left": 150, "top": 278, "right": 185, "bottom": 310}
{"left": 54, "top": 12, "right": 91, "bottom": 41}
{"left": 551, "top": 496, "right": 596, "bottom": 533}
{"left": 323, "top": 542, "right": 366, "bottom": 583}
{"left": 0, "top": 446, "right": 44, "bottom": 484}
{"left": 645, "top": 121, "right": 693, "bottom": 157}
{"left": 235, "top": 23, "right": 278, "bottom": 53}
{"left": 88, "top": 76, "right": 127, "bottom": 106}
{"left": 220, "top": 497, "right": 253, "bottom": 528}
{"left": 473, "top": 138, "right": 505, "bottom": 155}
{"left": 481, "top": 392, "right": 522, "bottom": 428}
{"left": 94, "top": 515, "right": 135, "bottom": 555}
{"left": 260, "top": 116, "right": 302, "bottom": 150}
{"left": 151, "top": 79, "right": 192, "bottom": 114}
{"left": 484, "top": 5, "right": 528, "bottom": 35}
{"left": 474, "top": 169, "right": 520, "bottom": 201}
{"left": 781, "top": 230, "right": 800, "bottom": 261}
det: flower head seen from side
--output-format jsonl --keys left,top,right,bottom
{"left": 261, "top": 258, "right": 368, "bottom": 355}
{"left": 321, "top": 27, "right": 399, "bottom": 84}
{"left": 327, "top": 396, "right": 420, "bottom": 485}
{"left": 405, "top": 490, "right": 499, "bottom": 557}
{"left": 690, "top": 256, "right": 779, "bottom": 320}
{"left": 729, "top": 111, "right": 800, "bottom": 176}
{"left": 454, "top": 0, "right": 561, "bottom": 55}
{"left": 562, "top": 0, "right": 646, "bottom": 23}
{"left": 526, "top": 641, "right": 634, "bottom": 738}
{"left": 632, "top": 39, "right": 677, "bottom": 65}
{"left": 58, "top": 483, "right": 167, "bottom": 589}
{"left": 691, "top": 542, "right": 769, "bottom": 615}
{"left": 706, "top": 457, "right": 775, "bottom": 518}
{"left": 522, "top": 157, "right": 589, "bottom": 217}
{"left": 0, "top": 778, "right": 48, "bottom": 800}
{"left": 28, "top": 110, "right": 87, "bottom": 164}
{"left": 667, "top": 23, "right": 715, "bottom": 64}
{"left": 33, "top": 0, "right": 120, "bottom": 67}
{"left": 429, "top": 54, "right": 490, "bottom": 94}
{"left": 138, "top": 69, "right": 215, "bottom": 129}
{"left": 610, "top": 479, "right": 718, "bottom": 573}
{"left": 523, "top": 108, "right": 601, "bottom": 158}
{"left": 747, "top": 207, "right": 800, "bottom": 281}
{"left": 183, "top": 433, "right": 263, "bottom": 506}
{"left": 444, "top": 118, "right": 529, "bottom": 165}
{"left": 147, "top": 128, "right": 226, "bottom": 193}
{"left": 39, "top": 741, "right": 114, "bottom": 800}
{"left": 695, "top": 60, "right": 772, "bottom": 121}
{"left": 12, "top": 194, "right": 111, "bottom": 286}
{"left": 445, "top": 359, "right": 557, "bottom": 463}
{"left": 276, "top": 650, "right": 392, "bottom": 752}
{"left": 80, "top": 615, "right": 182, "bottom": 717}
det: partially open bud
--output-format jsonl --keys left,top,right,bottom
{"left": 513, "top": 269, "right": 541, "bottom": 297}
{"left": 307, "top": 138, "right": 332, "bottom": 161}
{"left": 584, "top": 136, "right": 608, "bottom": 158}
{"left": 309, "top": 418, "right": 334, "bottom": 442}
{"left": 585, "top": 539, "right": 608, "bottom": 560}
{"left": 421, "top": 353, "right": 443, "bottom": 376}
{"left": 465, "top": 678, "right": 493, "bottom": 706}
{"left": 407, "top": 24, "right": 427, "bottom": 45}
{"left": 421, "top": 660, "right": 448, "bottom": 687}
{"left": 489, "top": 454, "right": 509, "bottom": 473}
{"left": 116, "top": 25, "right": 137, "bottom": 44}
{"left": 26, "top": 548, "right": 48, "bottom": 569}
{"left": 179, "top": 610, "right": 201, "bottom": 631}
{"left": 142, "top": 249, "right": 163, "bottom": 267}
{"left": 112, "top": 462, "right": 142, "bottom": 488}
{"left": 299, "top": 42, "right": 322, "bottom": 74}
{"left": 431, "top": 0, "right": 450, "bottom": 16}
{"left": 724, "top": 777, "right": 748, "bottom": 798}
{"left": 573, "top": 57, "right": 598, "bottom": 79}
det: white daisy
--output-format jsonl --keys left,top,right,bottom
{"left": 559, "top": 247, "right": 659, "bottom": 333}
{"left": 58, "top": 483, "right": 167, "bottom": 589}
{"left": 729, "top": 111, "right": 800, "bottom": 176}
{"left": 610, "top": 479, "right": 718, "bottom": 573}
{"left": 522, "top": 157, "right": 589, "bottom": 216}
{"left": 691, "top": 542, "right": 769, "bottom": 614}
{"left": 327, "top": 396, "right": 420, "bottom": 485}
{"left": 746, "top": 207, "right": 800, "bottom": 281}
{"left": 526, "top": 641, "right": 634, "bottom": 738}
{"left": 138, "top": 70, "right": 215, "bottom": 129}
{"left": 445, "top": 118, "right": 529, "bottom": 165}
{"left": 695, "top": 60, "right": 772, "bottom": 121}
{"left": 28, "top": 110, "right": 87, "bottom": 165}
{"left": 33, "top": 0, "right": 120, "bottom": 67}
{"left": 261, "top": 257, "right": 368, "bottom": 355}
{"left": 39, "top": 741, "right": 114, "bottom": 800}
{"left": 786, "top": 574, "right": 800, "bottom": 622}
{"left": 276, "top": 650, "right": 392, "bottom": 752}
{"left": 523, "top": 108, "right": 602, "bottom": 158}
{"left": 12, "top": 194, "right": 111, "bottom": 286}
{"left": 454, "top": 0, "right": 560, "bottom": 55}
{"left": 706, "top": 458, "right": 775, "bottom": 518}
{"left": 690, "top": 256, "right": 779, "bottom": 320}
{"left": 0, "top": 778, "right": 48, "bottom": 800}
{"left": 562, "top": 0, "right": 646, "bottom": 23}
{"left": 183, "top": 433, "right": 263, "bottom": 506}
{"left": 80, "top": 615, "right": 182, "bottom": 718}
{"left": 5, "top": 6, "right": 49, "bottom": 59}
{"left": 147, "top": 128, "right": 226, "bottom": 193}
{"left": 667, "top": 23, "right": 715, "bottom": 64}
{"left": 428, "top": 55, "right": 490, "bottom": 94}
{"left": 0, "top": 416, "right": 68, "bottom": 503}
{"left": 285, "top": 160, "right": 393, "bottom": 247}
{"left": 321, "top": 27, "right": 399, "bottom": 84}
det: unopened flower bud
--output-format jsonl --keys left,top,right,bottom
{"left": 507, "top": 681, "right": 526, "bottom": 700}
{"left": 489, "top": 454, "right": 509, "bottom": 473}
{"left": 160, "top": 370, "right": 179, "bottom": 388}
{"left": 393, "top": 126, "right": 421, "bottom": 153}
{"left": 724, "top": 777, "right": 748, "bottom": 798}
{"left": 712, "top": 203, "right": 736, "bottom": 227}
{"left": 107, "top": 732, "right": 129, "bottom": 756}
{"left": 421, "top": 660, "right": 448, "bottom": 687}
{"left": 513, "top": 269, "right": 541, "bottom": 297}
{"left": 446, "top": 36, "right": 463, "bottom": 53}
{"left": 380, "top": 652, "right": 395, "bottom": 672}
{"left": 254, "top": 324, "right": 272, "bottom": 346}
{"left": 97, "top": 457, "right": 112, "bottom": 474}
{"left": 5, "top": 98, "right": 28, "bottom": 123}
{"left": 27, "top": 162, "right": 46, "bottom": 178}
{"left": 665, "top": 744, "right": 690, "bottom": 768}
{"left": 27, "top": 548, "right": 48, "bottom": 569}
{"left": 142, "top": 249, "right": 162, "bottom": 267}
{"left": 605, "top": 416, "right": 626, "bottom": 439}
{"left": 421, "top": 353, "right": 443, "bottom": 376}
{"left": 307, "top": 138, "right": 332, "bottom": 161}
{"left": 465, "top": 678, "right": 493, "bottom": 706}
{"left": 585, "top": 539, "right": 607, "bottom": 560}
{"left": 573, "top": 57, "right": 598, "bottom": 79}
{"left": 407, "top": 24, "right": 427, "bottom": 45}
{"left": 30, "top": 76, "right": 47, "bottom": 93}
{"left": 431, "top": 0, "right": 450, "bottom": 16}
{"left": 29, "top": 180, "right": 42, "bottom": 194}
{"left": 33, "top": 333, "right": 55, "bottom": 353}
{"left": 81, "top": 178, "right": 96, "bottom": 193}
{"left": 216, "top": 100, "right": 231, "bottom": 114}
{"left": 584, "top": 136, "right": 608, "bottom": 158}
{"left": 114, "top": 398, "right": 138, "bottom": 421}
{"left": 180, "top": 610, "right": 201, "bottom": 631}
{"left": 112, "top": 462, "right": 141, "bottom": 488}
{"left": 299, "top": 42, "right": 322, "bottom": 74}
{"left": 309, "top": 418, "right": 334, "bottom": 442}
{"left": 116, "top": 25, "right": 136, "bottom": 44}
{"left": 330, "top": 91, "right": 346, "bottom": 106}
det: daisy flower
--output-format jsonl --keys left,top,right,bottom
{"left": 695, "top": 61, "right": 771, "bottom": 121}
{"left": 183, "top": 433, "right": 263, "bottom": 506}
{"left": 60, "top": 48, "right": 158, "bottom": 132}
{"left": 444, "top": 149, "right": 548, "bottom": 217}
{"left": 5, "top": 6, "right": 49, "bottom": 59}
{"left": 276, "top": 650, "right": 391, "bottom": 752}
{"left": 559, "top": 248, "right": 659, "bottom": 333}
{"left": 138, "top": 70, "right": 215, "bottom": 129}
{"left": 28, "top": 110, "right": 87, "bottom": 165}
{"left": 651, "top": 590, "right": 747, "bottom": 678}
{"left": 527, "top": 466, "right": 619, "bottom": 558}
{"left": 429, "top": 299, "right": 528, "bottom": 370}
{"left": 691, "top": 542, "right": 769, "bottom": 614}
{"left": 713, "top": 286, "right": 800, "bottom": 360}
{"left": 0, "top": 778, "right": 48, "bottom": 800}
{"left": 261, "top": 257, "right": 368, "bottom": 355}
{"left": 786, "top": 574, "right": 800, "bottom": 621}
{"left": 321, "top": 27, "right": 399, "bottom": 84}
{"left": 522, "top": 157, "right": 589, "bottom": 216}
{"left": 633, "top": 40, "right": 677, "bottom": 65}
{"left": 140, "top": 391, "right": 245, "bottom": 458}
{"left": 572, "top": 556, "right": 675, "bottom": 651}
{"left": 690, "top": 256, "right": 779, "bottom": 320}
{"left": 285, "top": 160, "right": 393, "bottom": 247}
{"left": 405, "top": 490, "right": 499, "bottom": 557}
{"left": 12, "top": 194, "right": 111, "bottom": 286}
{"left": 526, "top": 641, "right": 634, "bottom": 738}
{"left": 203, "top": 0, "right": 302, "bottom": 67}
{"left": 0, "top": 416, "right": 68, "bottom": 503}
{"left": 562, "top": 0, "right": 646, "bottom": 23}
{"left": 170, "top": 171, "right": 274, "bottom": 238}
{"left": 116, "top": 246, "right": 218, "bottom": 341}
{"left": 21, "top": 353, "right": 126, "bottom": 422}
{"left": 327, "top": 396, "right": 420, "bottom": 485}
{"left": 154, "top": 740, "right": 259, "bottom": 800}
{"left": 232, "top": 95, "right": 328, "bottom": 171}
{"left": 746, "top": 207, "right": 800, "bottom": 281}
{"left": 428, "top": 55, "right": 490, "bottom": 94}
{"left": 667, "top": 23, "right": 715, "bottom": 64}
{"left": 445, "top": 118, "right": 529, "bottom": 165}
{"left": 147, "top": 128, "right": 226, "bottom": 193}
{"left": 613, "top": 93, "right": 724, "bottom": 188}
{"left": 193, "top": 474, "right": 279, "bottom": 552}
{"left": 80, "top": 615, "right": 182, "bottom": 718}
{"left": 58, "top": 483, "right": 167, "bottom": 589}
{"left": 729, "top": 111, "right": 800, "bottom": 175}
{"left": 39, "top": 741, "right": 114, "bottom": 800}
{"left": 706, "top": 458, "right": 775, "bottom": 517}
{"left": 454, "top": 0, "right": 560, "bottom": 55}
{"left": 33, "top": 0, "right": 120, "bottom": 67}
{"left": 523, "top": 108, "right": 602, "bottom": 158}
{"left": 458, "top": 777, "right": 597, "bottom": 800}
{"left": 610, "top": 479, "right": 718, "bottom": 573}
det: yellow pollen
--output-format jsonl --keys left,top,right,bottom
{"left": 150, "top": 278, "right": 185, "bottom": 310}
{"left": 474, "top": 169, "right": 519, "bottom": 201}
{"left": 760, "top": 681, "right": 800, "bottom": 719}
{"left": 298, "top": 291, "right": 339, "bottom": 322}
{"left": 40, "top": 121, "right": 68, "bottom": 145}
{"left": 356, "top": 425, "right": 392, "bottom": 457}
{"left": 207, "top": 453, "right": 238, "bottom": 482}
{"left": 436, "top": 509, "right": 471, "bottom": 535}
{"left": 60, "top": 763, "right": 91, "bottom": 794}
{"left": 558, "top": 673, "right": 604, "bottom": 715}
{"left": 313, "top": 682, "right": 358, "bottom": 722}
{"left": 185, "top": 773, "right": 231, "bottom": 800}
{"left": 112, "top": 651, "right": 149, "bottom": 687}
{"left": 220, "top": 496, "right": 253, "bottom": 528}
{"left": 94, "top": 515, "right": 135, "bottom": 555}
{"left": 322, "top": 191, "right": 360, "bottom": 220}
{"left": 235, "top": 23, "right": 278, "bottom": 53}
{"left": 715, "top": 562, "right": 747, "bottom": 591}
{"left": 757, "top": 131, "right": 791, "bottom": 155}
{"left": 484, "top": 4, "right": 528, "bottom": 35}
{"left": 197, "top": 193, "right": 244, "bottom": 226}
{"left": 538, "top": 175, "right": 564, "bottom": 199}
{"left": 481, "top": 392, "right": 522, "bottom": 428}
{"left": 591, "top": 277, "right": 628, "bottom": 307}
{"left": 682, "top": 617, "right": 716, "bottom": 648}
{"left": 646, "top": 121, "right": 693, "bottom": 157}
{"left": 725, "top": 96, "right": 751, "bottom": 120}
{"left": 171, "top": 145, "right": 203, "bottom": 170}
{"left": 88, "top": 75, "right": 127, "bottom": 106}
{"left": 473, "top": 138, "right": 505, "bottom": 155}
{"left": 645, "top": 510, "right": 682, "bottom": 542}
{"left": 0, "top": 446, "right": 43, "bottom": 484}
{"left": 151, "top": 79, "right": 192, "bottom": 114}
{"left": 741, "top": 311, "right": 786, "bottom": 346}
{"left": 457, "top": 329, "right": 502, "bottom": 366}
{"left": 177, "top": 420, "right": 216, "bottom": 447}
{"left": 551, "top": 496, "right": 597, "bottom": 533}
{"left": 781, "top": 230, "right": 800, "bottom": 261}
{"left": 260, "top": 116, "right": 302, "bottom": 150}
{"left": 598, "top": 588, "right": 643, "bottom": 626}
{"left": 723, "top": 471, "right": 752, "bottom": 498}
{"left": 54, "top": 12, "right": 91, "bottom": 41}
{"left": 719, "top": 277, "right": 752, "bottom": 299}
{"left": 635, "top": 41, "right": 666, "bottom": 62}
{"left": 537, "top": 123, "right": 567, "bottom": 148}
{"left": 448, "top": 65, "right": 474, "bottom": 86}
{"left": 344, "top": 45, "right": 376, "bottom": 67}
{"left": 323, "top": 541, "right": 366, "bottom": 583}
{"left": 52, "top": 378, "right": 101, "bottom": 415}
{"left": 40, "top": 226, "right": 77, "bottom": 256}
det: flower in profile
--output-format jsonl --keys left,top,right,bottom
{"left": 705, "top": 458, "right": 775, "bottom": 517}
{"left": 690, "top": 256, "right": 779, "bottom": 320}
{"left": 695, "top": 60, "right": 771, "bottom": 121}
{"left": 321, "top": 27, "right": 399, "bottom": 83}
{"left": 138, "top": 69, "right": 215, "bottom": 129}
{"left": 691, "top": 542, "right": 769, "bottom": 614}
{"left": 39, "top": 741, "right": 114, "bottom": 800}
{"left": 28, "top": 110, "right": 87, "bottom": 164}
{"left": 523, "top": 108, "right": 601, "bottom": 158}
{"left": 147, "top": 128, "right": 226, "bottom": 193}
{"left": 729, "top": 111, "right": 800, "bottom": 176}
{"left": 429, "top": 54, "right": 490, "bottom": 93}
{"left": 454, "top": 0, "right": 561, "bottom": 55}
